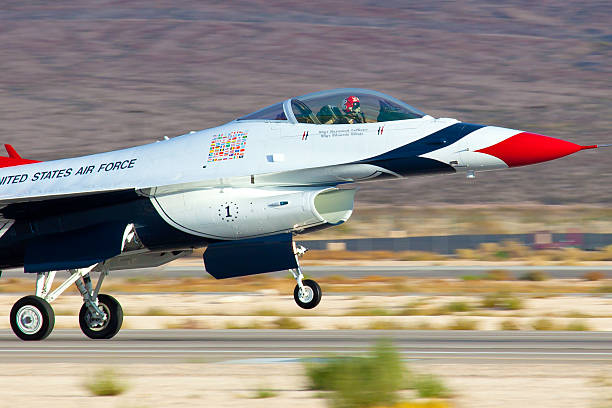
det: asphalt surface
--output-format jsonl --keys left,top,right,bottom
{"left": 1, "top": 329, "right": 611, "bottom": 364}
{"left": 3, "top": 265, "right": 612, "bottom": 279}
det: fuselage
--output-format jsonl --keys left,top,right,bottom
{"left": 0, "top": 88, "right": 592, "bottom": 270}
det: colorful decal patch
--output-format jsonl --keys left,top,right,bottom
{"left": 207, "top": 131, "right": 248, "bottom": 162}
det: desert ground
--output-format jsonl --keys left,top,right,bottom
{"left": 2, "top": 292, "right": 612, "bottom": 331}
{"left": 1, "top": 362, "right": 612, "bottom": 408}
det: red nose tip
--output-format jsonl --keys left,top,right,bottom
{"left": 476, "top": 132, "right": 591, "bottom": 168}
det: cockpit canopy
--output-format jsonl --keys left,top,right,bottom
{"left": 237, "top": 88, "right": 425, "bottom": 124}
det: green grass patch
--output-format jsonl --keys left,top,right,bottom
{"left": 304, "top": 340, "right": 407, "bottom": 407}
{"left": 565, "top": 320, "right": 591, "bottom": 331}
{"left": 252, "top": 387, "right": 278, "bottom": 399}
{"left": 83, "top": 368, "right": 128, "bottom": 396}
{"left": 445, "top": 301, "right": 473, "bottom": 313}
{"left": 411, "top": 374, "right": 451, "bottom": 398}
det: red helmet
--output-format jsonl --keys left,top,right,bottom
{"left": 342, "top": 96, "right": 360, "bottom": 114}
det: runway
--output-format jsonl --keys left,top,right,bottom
{"left": 3, "top": 264, "right": 612, "bottom": 279}
{"left": 1, "top": 329, "right": 612, "bottom": 364}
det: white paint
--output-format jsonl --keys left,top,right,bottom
{"left": 151, "top": 186, "right": 355, "bottom": 239}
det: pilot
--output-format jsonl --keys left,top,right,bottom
{"left": 340, "top": 95, "right": 365, "bottom": 124}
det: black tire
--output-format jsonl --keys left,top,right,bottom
{"left": 79, "top": 294, "right": 123, "bottom": 340}
{"left": 10, "top": 295, "right": 55, "bottom": 341}
{"left": 293, "top": 279, "right": 322, "bottom": 309}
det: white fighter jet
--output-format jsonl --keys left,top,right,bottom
{"left": 0, "top": 88, "right": 601, "bottom": 340}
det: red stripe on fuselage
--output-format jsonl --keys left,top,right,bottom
{"left": 475, "top": 132, "right": 583, "bottom": 167}
{"left": 0, "top": 157, "right": 40, "bottom": 168}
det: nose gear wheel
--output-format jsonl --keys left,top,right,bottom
{"left": 293, "top": 279, "right": 322, "bottom": 309}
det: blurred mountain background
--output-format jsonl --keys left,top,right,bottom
{"left": 0, "top": 1, "right": 610, "bottom": 205}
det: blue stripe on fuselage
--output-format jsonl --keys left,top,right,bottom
{"left": 358, "top": 122, "right": 484, "bottom": 176}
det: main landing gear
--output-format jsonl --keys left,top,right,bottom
{"left": 290, "top": 244, "right": 322, "bottom": 309}
{"left": 9, "top": 263, "right": 122, "bottom": 341}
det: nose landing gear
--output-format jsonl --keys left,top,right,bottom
{"left": 290, "top": 244, "right": 322, "bottom": 309}
{"left": 293, "top": 277, "right": 322, "bottom": 309}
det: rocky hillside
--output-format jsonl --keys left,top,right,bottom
{"left": 0, "top": 1, "right": 610, "bottom": 204}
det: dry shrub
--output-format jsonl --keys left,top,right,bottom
{"left": 455, "top": 248, "right": 477, "bottom": 259}
{"left": 141, "top": 307, "right": 170, "bottom": 316}
{"left": 592, "top": 245, "right": 612, "bottom": 261}
{"left": 486, "top": 269, "right": 513, "bottom": 281}
{"left": 366, "top": 320, "right": 407, "bottom": 330}
{"left": 457, "top": 241, "right": 528, "bottom": 261}
{"left": 479, "top": 242, "right": 500, "bottom": 253}
{"left": 500, "top": 241, "right": 530, "bottom": 258}
{"left": 564, "top": 311, "right": 591, "bottom": 318}
{"left": 398, "top": 303, "right": 423, "bottom": 316}
{"left": 482, "top": 292, "right": 523, "bottom": 310}
{"left": 583, "top": 271, "right": 606, "bottom": 281}
{"left": 520, "top": 271, "right": 550, "bottom": 281}
{"left": 166, "top": 319, "right": 209, "bottom": 329}
{"left": 225, "top": 320, "right": 267, "bottom": 329}
{"left": 273, "top": 317, "right": 303, "bottom": 329}
{"left": 397, "top": 251, "right": 447, "bottom": 261}
{"left": 391, "top": 401, "right": 452, "bottom": 408}
{"left": 531, "top": 318, "right": 556, "bottom": 331}
{"left": 304, "top": 250, "right": 396, "bottom": 260}
{"left": 499, "top": 320, "right": 521, "bottom": 331}
{"left": 447, "top": 319, "right": 478, "bottom": 330}
{"left": 303, "top": 249, "right": 446, "bottom": 261}
{"left": 594, "top": 285, "right": 612, "bottom": 293}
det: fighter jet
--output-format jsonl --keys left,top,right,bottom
{"left": 0, "top": 88, "right": 601, "bottom": 340}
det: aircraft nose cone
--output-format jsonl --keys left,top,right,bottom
{"left": 475, "top": 132, "right": 591, "bottom": 168}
